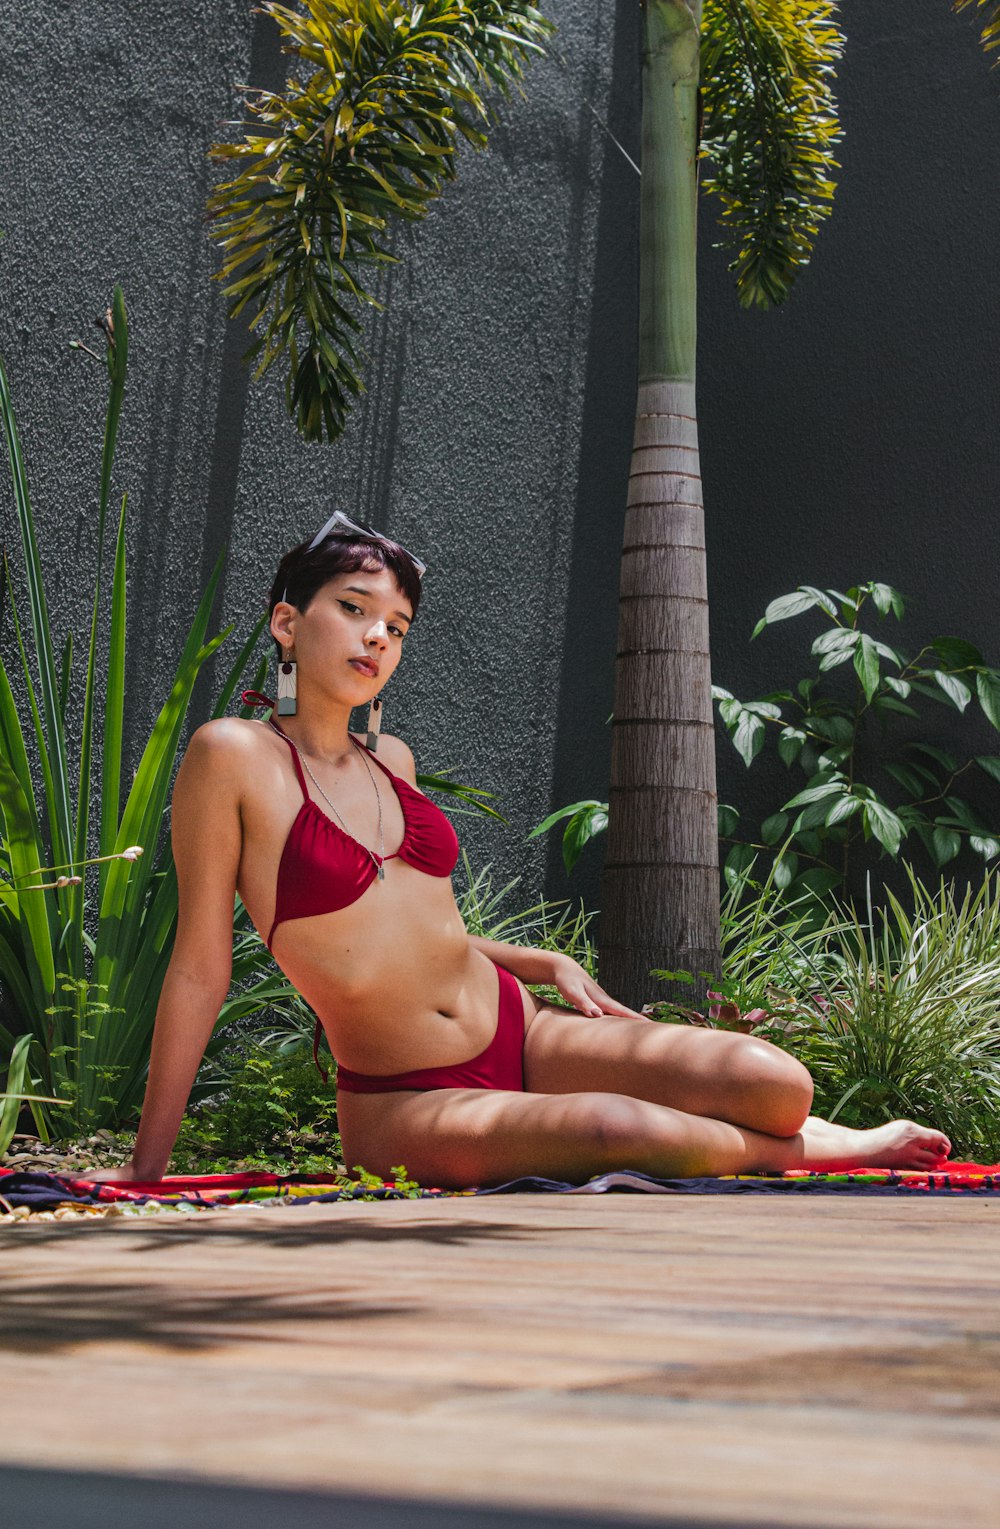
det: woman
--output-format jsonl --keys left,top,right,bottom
{"left": 109, "top": 516, "right": 951, "bottom": 1186}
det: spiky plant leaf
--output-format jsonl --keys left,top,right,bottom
{"left": 699, "top": 0, "right": 845, "bottom": 308}
{"left": 207, "top": 1, "right": 551, "bottom": 441}
{"left": 952, "top": 0, "right": 1000, "bottom": 58}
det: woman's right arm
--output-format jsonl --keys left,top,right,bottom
{"left": 116, "top": 722, "right": 247, "bottom": 1181}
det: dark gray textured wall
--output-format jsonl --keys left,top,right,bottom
{"left": 1, "top": 0, "right": 998, "bottom": 934}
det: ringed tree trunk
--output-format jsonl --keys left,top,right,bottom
{"left": 599, "top": 0, "right": 720, "bottom": 1009}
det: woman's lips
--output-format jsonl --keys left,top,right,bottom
{"left": 350, "top": 659, "right": 378, "bottom": 677}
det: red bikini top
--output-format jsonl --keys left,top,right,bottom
{"left": 261, "top": 713, "right": 460, "bottom": 952}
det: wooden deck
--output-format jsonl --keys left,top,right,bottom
{"left": 1, "top": 1194, "right": 999, "bottom": 1528}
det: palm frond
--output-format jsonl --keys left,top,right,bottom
{"left": 700, "top": 0, "right": 845, "bottom": 308}
{"left": 952, "top": 0, "right": 1000, "bottom": 60}
{"left": 207, "top": 1, "right": 551, "bottom": 442}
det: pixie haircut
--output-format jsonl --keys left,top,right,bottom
{"left": 268, "top": 534, "right": 424, "bottom": 657}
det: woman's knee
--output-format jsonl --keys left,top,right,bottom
{"left": 738, "top": 1037, "right": 813, "bottom": 1135}
{"left": 570, "top": 1093, "right": 664, "bottom": 1161}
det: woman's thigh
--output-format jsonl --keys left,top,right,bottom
{"left": 338, "top": 1084, "right": 743, "bottom": 1188}
{"left": 522, "top": 1006, "right": 813, "bottom": 1137}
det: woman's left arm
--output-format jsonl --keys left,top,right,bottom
{"left": 467, "top": 936, "right": 648, "bottom": 1020}
{"left": 381, "top": 733, "right": 647, "bottom": 1021}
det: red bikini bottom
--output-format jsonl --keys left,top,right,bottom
{"left": 333, "top": 960, "right": 526, "bottom": 1095}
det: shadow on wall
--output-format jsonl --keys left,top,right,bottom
{"left": 545, "top": 3, "right": 641, "bottom": 922}
{"left": 185, "top": 8, "right": 290, "bottom": 729}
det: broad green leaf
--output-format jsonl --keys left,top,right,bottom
{"left": 864, "top": 801, "right": 904, "bottom": 857}
{"left": 723, "top": 842, "right": 757, "bottom": 888}
{"left": 795, "top": 867, "right": 842, "bottom": 898}
{"left": 783, "top": 777, "right": 844, "bottom": 809}
{"left": 885, "top": 675, "right": 911, "bottom": 698}
{"left": 760, "top": 812, "right": 789, "bottom": 845}
{"left": 883, "top": 763, "right": 925, "bottom": 797}
{"left": 873, "top": 696, "right": 919, "bottom": 718}
{"left": 825, "top": 796, "right": 861, "bottom": 827}
{"left": 868, "top": 582, "right": 902, "bottom": 616}
{"left": 778, "top": 727, "right": 807, "bottom": 765}
{"left": 933, "top": 636, "right": 982, "bottom": 669}
{"left": 931, "top": 826, "right": 961, "bottom": 867}
{"left": 977, "top": 669, "right": 1000, "bottom": 731}
{"left": 942, "top": 796, "right": 983, "bottom": 831}
{"left": 717, "top": 803, "right": 740, "bottom": 837}
{"left": 811, "top": 627, "right": 859, "bottom": 659}
{"left": 798, "top": 586, "right": 839, "bottom": 618}
{"left": 773, "top": 851, "right": 799, "bottom": 891}
{"left": 909, "top": 743, "right": 959, "bottom": 773}
{"left": 528, "top": 800, "right": 606, "bottom": 838}
{"left": 794, "top": 800, "right": 837, "bottom": 831}
{"left": 753, "top": 589, "right": 825, "bottom": 637}
{"left": 560, "top": 804, "right": 608, "bottom": 875}
{"left": 976, "top": 756, "right": 1000, "bottom": 785}
{"left": 732, "top": 710, "right": 766, "bottom": 766}
{"left": 933, "top": 670, "right": 972, "bottom": 712}
{"left": 854, "top": 632, "right": 880, "bottom": 701}
{"left": 970, "top": 835, "right": 1000, "bottom": 860}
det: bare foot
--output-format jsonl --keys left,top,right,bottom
{"left": 799, "top": 1116, "right": 952, "bottom": 1171}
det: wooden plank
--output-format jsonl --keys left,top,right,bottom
{"left": 1, "top": 1196, "right": 998, "bottom": 1527}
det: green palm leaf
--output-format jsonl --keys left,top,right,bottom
{"left": 207, "top": 0, "right": 552, "bottom": 441}
{"left": 952, "top": 0, "right": 1000, "bottom": 57}
{"left": 700, "top": 0, "right": 845, "bottom": 308}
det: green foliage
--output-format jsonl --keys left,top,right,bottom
{"left": 0, "top": 289, "right": 277, "bottom": 1133}
{"left": 714, "top": 581, "right": 1000, "bottom": 905}
{"left": 647, "top": 867, "right": 1000, "bottom": 1159}
{"left": 412, "top": 765, "right": 509, "bottom": 823}
{"left": 207, "top": 0, "right": 552, "bottom": 441}
{"left": 0, "top": 1034, "right": 64, "bottom": 1157}
{"left": 698, "top": 3, "right": 999, "bottom": 309}
{"left": 525, "top": 800, "right": 607, "bottom": 875}
{"left": 953, "top": 0, "right": 1000, "bottom": 59}
{"left": 455, "top": 847, "right": 598, "bottom": 995}
{"left": 700, "top": 0, "right": 845, "bottom": 308}
{"left": 173, "top": 1046, "right": 340, "bottom": 1166}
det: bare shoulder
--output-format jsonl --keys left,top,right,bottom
{"left": 180, "top": 717, "right": 275, "bottom": 787}
{"left": 351, "top": 730, "right": 419, "bottom": 788}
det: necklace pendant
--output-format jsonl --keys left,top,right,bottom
{"left": 377, "top": 863, "right": 385, "bottom": 881}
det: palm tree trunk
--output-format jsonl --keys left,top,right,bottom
{"left": 599, "top": 0, "right": 720, "bottom": 1008}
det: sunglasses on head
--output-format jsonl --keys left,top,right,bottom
{"left": 280, "top": 510, "right": 427, "bottom": 605}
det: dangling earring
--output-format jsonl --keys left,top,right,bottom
{"left": 277, "top": 650, "right": 297, "bottom": 716}
{"left": 366, "top": 693, "right": 383, "bottom": 751}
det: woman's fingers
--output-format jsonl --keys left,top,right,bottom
{"left": 575, "top": 982, "right": 648, "bottom": 1021}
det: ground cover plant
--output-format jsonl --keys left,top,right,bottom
{"left": 645, "top": 867, "right": 1000, "bottom": 1161}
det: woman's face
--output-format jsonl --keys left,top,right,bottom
{"left": 272, "top": 566, "right": 413, "bottom": 701}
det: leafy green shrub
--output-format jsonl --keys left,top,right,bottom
{"left": 648, "top": 867, "right": 1000, "bottom": 1159}
{"left": 714, "top": 581, "right": 1000, "bottom": 904}
{"left": 173, "top": 1046, "right": 340, "bottom": 1169}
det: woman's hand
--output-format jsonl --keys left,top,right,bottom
{"left": 544, "top": 953, "right": 648, "bottom": 1020}
{"left": 86, "top": 1163, "right": 149, "bottom": 1185}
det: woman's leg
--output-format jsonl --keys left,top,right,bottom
{"left": 523, "top": 1002, "right": 815, "bottom": 1136}
{"left": 338, "top": 1083, "right": 950, "bottom": 1191}
{"left": 519, "top": 1002, "right": 950, "bottom": 1167}
{"left": 340, "top": 1085, "right": 811, "bottom": 1189}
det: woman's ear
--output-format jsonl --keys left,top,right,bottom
{"left": 270, "top": 600, "right": 295, "bottom": 651}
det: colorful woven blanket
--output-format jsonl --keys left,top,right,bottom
{"left": 2, "top": 1162, "right": 998, "bottom": 1219}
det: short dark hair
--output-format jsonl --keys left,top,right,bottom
{"left": 268, "top": 534, "right": 423, "bottom": 656}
